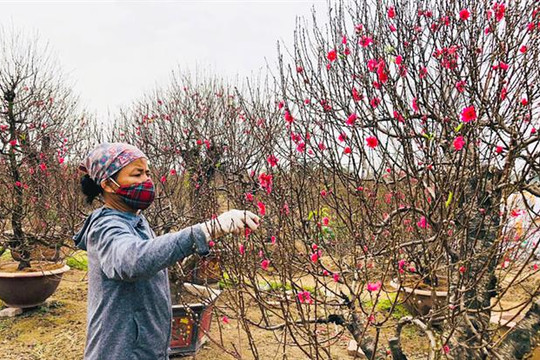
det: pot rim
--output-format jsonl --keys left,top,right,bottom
{"left": 0, "top": 262, "right": 70, "bottom": 278}
{"left": 389, "top": 279, "right": 448, "bottom": 297}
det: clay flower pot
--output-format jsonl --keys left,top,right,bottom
{"left": 389, "top": 278, "right": 448, "bottom": 317}
{"left": 0, "top": 261, "right": 70, "bottom": 308}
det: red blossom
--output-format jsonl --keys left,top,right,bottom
{"left": 327, "top": 49, "right": 337, "bottom": 62}
{"left": 460, "top": 106, "right": 477, "bottom": 122}
{"left": 366, "top": 136, "right": 378, "bottom": 148}
{"left": 370, "top": 97, "right": 381, "bottom": 108}
{"left": 377, "top": 60, "right": 388, "bottom": 83}
{"left": 459, "top": 8, "right": 470, "bottom": 21}
{"left": 257, "top": 201, "right": 266, "bottom": 216}
{"left": 387, "top": 6, "right": 396, "bottom": 19}
{"left": 493, "top": 2, "right": 505, "bottom": 22}
{"left": 261, "top": 259, "right": 270, "bottom": 270}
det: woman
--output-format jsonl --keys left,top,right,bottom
{"left": 73, "top": 142, "right": 260, "bottom": 359}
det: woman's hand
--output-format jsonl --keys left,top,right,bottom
{"left": 201, "top": 209, "right": 260, "bottom": 239}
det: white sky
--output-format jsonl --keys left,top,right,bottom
{"left": 0, "top": 0, "right": 327, "bottom": 118}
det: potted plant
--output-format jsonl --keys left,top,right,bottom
{"left": 0, "top": 30, "right": 87, "bottom": 308}
{"left": 169, "top": 282, "right": 222, "bottom": 356}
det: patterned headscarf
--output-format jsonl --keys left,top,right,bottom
{"left": 79, "top": 143, "right": 147, "bottom": 185}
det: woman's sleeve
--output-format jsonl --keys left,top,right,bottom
{"left": 88, "top": 219, "right": 209, "bottom": 281}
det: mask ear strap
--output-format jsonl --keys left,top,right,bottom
{"left": 109, "top": 178, "right": 121, "bottom": 188}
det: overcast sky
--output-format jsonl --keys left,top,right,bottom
{"left": 1, "top": 0, "right": 327, "bottom": 118}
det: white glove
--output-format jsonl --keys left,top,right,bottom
{"left": 201, "top": 209, "right": 260, "bottom": 240}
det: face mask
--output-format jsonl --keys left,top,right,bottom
{"left": 110, "top": 178, "right": 155, "bottom": 210}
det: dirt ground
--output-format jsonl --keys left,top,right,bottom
{"left": 0, "top": 268, "right": 538, "bottom": 360}
{"left": 0, "top": 269, "right": 431, "bottom": 360}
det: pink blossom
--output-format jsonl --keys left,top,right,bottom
{"left": 496, "top": 145, "right": 503, "bottom": 154}
{"left": 395, "top": 55, "right": 403, "bottom": 65}
{"left": 417, "top": 216, "right": 428, "bottom": 228}
{"left": 297, "top": 290, "right": 313, "bottom": 304}
{"left": 370, "top": 97, "right": 381, "bottom": 108}
{"left": 393, "top": 111, "right": 404, "bottom": 123}
{"left": 338, "top": 132, "right": 348, "bottom": 142}
{"left": 388, "top": 6, "right": 396, "bottom": 19}
{"left": 389, "top": 24, "right": 397, "bottom": 32}
{"left": 310, "top": 251, "right": 320, "bottom": 263}
{"left": 271, "top": 236, "right": 276, "bottom": 245}
{"left": 322, "top": 217, "right": 329, "bottom": 226}
{"left": 239, "top": 243, "right": 245, "bottom": 255}
{"left": 520, "top": 45, "right": 528, "bottom": 53}
{"left": 343, "top": 146, "right": 352, "bottom": 154}
{"left": 367, "top": 59, "right": 378, "bottom": 71}
{"left": 412, "top": 98, "right": 419, "bottom": 112}
{"left": 453, "top": 136, "right": 466, "bottom": 151}
{"left": 459, "top": 9, "right": 470, "bottom": 21}
{"left": 284, "top": 110, "right": 294, "bottom": 124}
{"left": 333, "top": 273, "right": 340, "bottom": 282}
{"left": 222, "top": 316, "right": 230, "bottom": 324}
{"left": 258, "top": 172, "right": 273, "bottom": 194}
{"left": 456, "top": 80, "right": 466, "bottom": 93}
{"left": 443, "top": 345, "right": 450, "bottom": 354}
{"left": 160, "top": 175, "right": 167, "bottom": 183}
{"left": 39, "top": 163, "right": 47, "bottom": 172}
{"left": 245, "top": 193, "right": 254, "bottom": 201}
{"left": 359, "top": 36, "right": 373, "bottom": 47}
{"left": 366, "top": 281, "right": 381, "bottom": 292}
{"left": 267, "top": 154, "right": 278, "bottom": 167}
{"left": 346, "top": 113, "right": 357, "bottom": 126}
{"left": 296, "top": 66, "right": 304, "bottom": 73}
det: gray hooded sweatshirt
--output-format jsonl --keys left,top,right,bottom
{"left": 73, "top": 206, "right": 209, "bottom": 360}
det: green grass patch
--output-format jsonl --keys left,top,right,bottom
{"left": 65, "top": 251, "right": 88, "bottom": 271}
{"left": 363, "top": 293, "right": 410, "bottom": 320}
{"left": 0, "top": 249, "right": 12, "bottom": 262}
